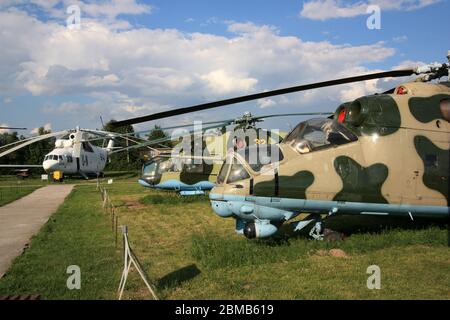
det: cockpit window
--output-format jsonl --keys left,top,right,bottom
{"left": 227, "top": 158, "right": 250, "bottom": 183}
{"left": 142, "top": 158, "right": 176, "bottom": 176}
{"left": 283, "top": 118, "right": 357, "bottom": 154}
{"left": 237, "top": 144, "right": 284, "bottom": 172}
{"left": 217, "top": 159, "right": 231, "bottom": 184}
{"left": 143, "top": 160, "right": 158, "bottom": 176}
{"left": 158, "top": 159, "right": 175, "bottom": 173}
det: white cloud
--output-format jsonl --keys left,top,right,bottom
{"left": 300, "top": 0, "right": 440, "bottom": 20}
{"left": 301, "top": 0, "right": 367, "bottom": 20}
{"left": 0, "top": 10, "right": 403, "bottom": 129}
{"left": 200, "top": 69, "right": 258, "bottom": 94}
{"left": 257, "top": 98, "right": 276, "bottom": 109}
{"left": 392, "top": 35, "right": 408, "bottom": 43}
{"left": 0, "top": 0, "right": 151, "bottom": 29}
{"left": 227, "top": 22, "right": 279, "bottom": 35}
{"left": 80, "top": 0, "right": 151, "bottom": 20}
{"left": 339, "top": 79, "right": 380, "bottom": 101}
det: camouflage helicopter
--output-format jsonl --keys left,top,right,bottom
{"left": 117, "top": 112, "right": 328, "bottom": 195}
{"left": 113, "top": 52, "right": 450, "bottom": 240}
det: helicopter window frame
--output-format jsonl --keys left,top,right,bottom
{"left": 142, "top": 160, "right": 160, "bottom": 176}
{"left": 283, "top": 118, "right": 358, "bottom": 154}
{"left": 142, "top": 158, "right": 177, "bottom": 177}
{"left": 227, "top": 157, "right": 251, "bottom": 184}
{"left": 216, "top": 157, "right": 232, "bottom": 185}
{"left": 158, "top": 158, "right": 176, "bottom": 174}
{"left": 236, "top": 144, "right": 284, "bottom": 174}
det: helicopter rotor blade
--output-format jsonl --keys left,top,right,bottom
{"left": 0, "top": 127, "right": 27, "bottom": 130}
{"left": 252, "top": 112, "right": 333, "bottom": 121}
{"left": 0, "top": 130, "right": 69, "bottom": 159}
{"left": 110, "top": 121, "right": 230, "bottom": 154}
{"left": 111, "top": 69, "right": 414, "bottom": 128}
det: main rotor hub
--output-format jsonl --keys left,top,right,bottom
{"left": 414, "top": 52, "right": 450, "bottom": 82}
{"left": 234, "top": 111, "right": 263, "bottom": 129}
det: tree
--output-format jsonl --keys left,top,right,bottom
{"left": 102, "top": 119, "right": 141, "bottom": 171}
{"left": 0, "top": 127, "right": 53, "bottom": 175}
{"left": 0, "top": 131, "right": 24, "bottom": 169}
{"left": 146, "top": 125, "right": 171, "bottom": 148}
{"left": 24, "top": 127, "right": 54, "bottom": 167}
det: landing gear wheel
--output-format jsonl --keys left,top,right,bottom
{"left": 309, "top": 221, "right": 324, "bottom": 240}
{"left": 323, "top": 228, "right": 345, "bottom": 242}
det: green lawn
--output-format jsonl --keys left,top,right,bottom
{"left": 0, "top": 171, "right": 139, "bottom": 207}
{"left": 0, "top": 176, "right": 47, "bottom": 206}
{"left": 0, "top": 184, "right": 120, "bottom": 299}
{"left": 0, "top": 177, "right": 449, "bottom": 299}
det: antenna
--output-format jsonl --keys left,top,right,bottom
{"left": 100, "top": 116, "right": 105, "bottom": 128}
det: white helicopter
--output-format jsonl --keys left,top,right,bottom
{"left": 0, "top": 127, "right": 122, "bottom": 179}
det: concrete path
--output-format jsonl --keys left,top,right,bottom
{"left": 0, "top": 185, "right": 74, "bottom": 278}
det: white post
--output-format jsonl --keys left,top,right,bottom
{"left": 117, "top": 225, "right": 158, "bottom": 300}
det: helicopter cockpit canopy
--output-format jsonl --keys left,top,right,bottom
{"left": 142, "top": 156, "right": 178, "bottom": 184}
{"left": 236, "top": 144, "right": 284, "bottom": 172}
{"left": 216, "top": 144, "right": 284, "bottom": 184}
{"left": 283, "top": 118, "right": 358, "bottom": 154}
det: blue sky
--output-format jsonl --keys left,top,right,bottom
{"left": 0, "top": 0, "right": 449, "bottom": 135}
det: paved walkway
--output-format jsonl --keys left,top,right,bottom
{"left": 0, "top": 185, "right": 74, "bottom": 278}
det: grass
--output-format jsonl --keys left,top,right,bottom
{"left": 0, "top": 185, "right": 120, "bottom": 299}
{"left": 0, "top": 176, "right": 47, "bottom": 206}
{"left": 0, "top": 175, "right": 448, "bottom": 299}
{"left": 190, "top": 227, "right": 447, "bottom": 269}
{"left": 140, "top": 193, "right": 209, "bottom": 205}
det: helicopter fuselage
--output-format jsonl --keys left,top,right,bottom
{"left": 210, "top": 81, "right": 450, "bottom": 239}
{"left": 139, "top": 156, "right": 219, "bottom": 195}
{"left": 43, "top": 140, "right": 108, "bottom": 177}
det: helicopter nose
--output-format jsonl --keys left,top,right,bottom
{"left": 43, "top": 160, "right": 58, "bottom": 173}
{"left": 210, "top": 200, "right": 233, "bottom": 217}
{"left": 138, "top": 178, "right": 154, "bottom": 188}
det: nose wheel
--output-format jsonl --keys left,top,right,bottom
{"left": 292, "top": 214, "right": 345, "bottom": 241}
{"left": 309, "top": 221, "right": 324, "bottom": 240}
{"left": 309, "top": 222, "right": 345, "bottom": 241}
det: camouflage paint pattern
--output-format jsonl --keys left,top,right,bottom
{"left": 212, "top": 81, "right": 450, "bottom": 211}
{"left": 141, "top": 128, "right": 285, "bottom": 189}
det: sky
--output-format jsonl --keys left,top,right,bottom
{"left": 0, "top": 0, "right": 449, "bottom": 135}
